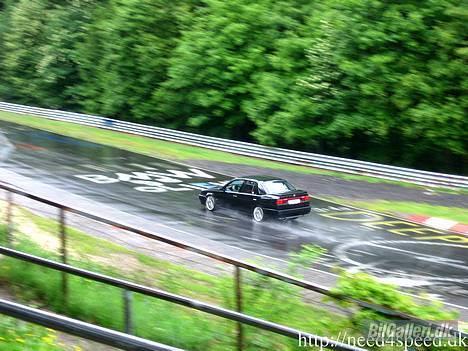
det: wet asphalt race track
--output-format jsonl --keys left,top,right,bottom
{"left": 1, "top": 120, "right": 468, "bottom": 314}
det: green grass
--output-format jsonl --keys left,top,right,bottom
{"left": 0, "top": 213, "right": 353, "bottom": 351}
{"left": 0, "top": 316, "right": 67, "bottom": 351}
{"left": 332, "top": 271, "right": 457, "bottom": 321}
{"left": 0, "top": 110, "right": 444, "bottom": 189}
{"left": 20, "top": 209, "right": 226, "bottom": 303}
{"left": 0, "top": 207, "right": 461, "bottom": 350}
{"left": 329, "top": 198, "right": 468, "bottom": 224}
{"left": 0, "top": 111, "right": 329, "bottom": 172}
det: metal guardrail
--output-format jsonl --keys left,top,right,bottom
{"left": 0, "top": 102, "right": 466, "bottom": 188}
{"left": 0, "top": 298, "right": 184, "bottom": 351}
{"left": 1, "top": 182, "right": 467, "bottom": 344}
{"left": 0, "top": 246, "right": 366, "bottom": 351}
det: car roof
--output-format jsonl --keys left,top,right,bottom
{"left": 238, "top": 175, "right": 285, "bottom": 182}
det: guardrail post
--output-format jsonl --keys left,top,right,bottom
{"left": 234, "top": 266, "right": 244, "bottom": 351}
{"left": 5, "top": 191, "right": 13, "bottom": 247}
{"left": 123, "top": 290, "right": 133, "bottom": 335}
{"left": 59, "top": 208, "right": 68, "bottom": 307}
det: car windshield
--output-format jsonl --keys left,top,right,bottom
{"left": 261, "top": 180, "right": 295, "bottom": 194}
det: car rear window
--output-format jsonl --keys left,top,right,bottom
{"left": 261, "top": 180, "right": 295, "bottom": 194}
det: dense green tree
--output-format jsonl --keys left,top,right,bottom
{"left": 36, "top": 0, "right": 101, "bottom": 109}
{"left": 0, "top": 0, "right": 12, "bottom": 98}
{"left": 76, "top": 0, "right": 189, "bottom": 120}
{"left": 247, "top": 18, "right": 343, "bottom": 151}
{"left": 0, "top": 0, "right": 99, "bottom": 108}
{"left": 293, "top": 0, "right": 466, "bottom": 169}
{"left": 0, "top": 0, "right": 49, "bottom": 104}
{"left": 156, "top": 0, "right": 315, "bottom": 139}
{"left": 0, "top": 0, "right": 465, "bottom": 172}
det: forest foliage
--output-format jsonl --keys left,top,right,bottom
{"left": 0, "top": 0, "right": 466, "bottom": 173}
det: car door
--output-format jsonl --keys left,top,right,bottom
{"left": 237, "top": 180, "right": 257, "bottom": 212}
{"left": 222, "top": 179, "right": 245, "bottom": 209}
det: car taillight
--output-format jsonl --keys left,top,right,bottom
{"left": 276, "top": 198, "right": 288, "bottom": 205}
{"left": 276, "top": 195, "right": 310, "bottom": 205}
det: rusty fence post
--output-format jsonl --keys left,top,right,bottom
{"left": 5, "top": 191, "right": 13, "bottom": 247}
{"left": 234, "top": 266, "right": 244, "bottom": 351}
{"left": 59, "top": 208, "right": 68, "bottom": 307}
{"left": 123, "top": 290, "right": 133, "bottom": 335}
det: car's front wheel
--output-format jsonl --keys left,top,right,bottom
{"left": 205, "top": 195, "right": 216, "bottom": 211}
{"left": 252, "top": 206, "right": 264, "bottom": 222}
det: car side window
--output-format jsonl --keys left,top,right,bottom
{"left": 225, "top": 179, "right": 244, "bottom": 192}
{"left": 257, "top": 183, "right": 266, "bottom": 195}
{"left": 252, "top": 183, "right": 260, "bottom": 195}
{"left": 240, "top": 180, "right": 255, "bottom": 194}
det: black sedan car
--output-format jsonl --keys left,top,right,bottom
{"left": 198, "top": 176, "right": 311, "bottom": 222}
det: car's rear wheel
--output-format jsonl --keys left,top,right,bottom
{"left": 205, "top": 195, "right": 216, "bottom": 211}
{"left": 252, "top": 206, "right": 264, "bottom": 222}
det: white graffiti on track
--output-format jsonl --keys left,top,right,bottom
{"left": 75, "top": 166, "right": 226, "bottom": 193}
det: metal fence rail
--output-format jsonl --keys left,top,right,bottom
{"left": 0, "top": 298, "right": 184, "bottom": 351}
{"left": 1, "top": 182, "right": 467, "bottom": 344}
{"left": 0, "top": 246, "right": 366, "bottom": 351}
{"left": 1, "top": 102, "right": 466, "bottom": 188}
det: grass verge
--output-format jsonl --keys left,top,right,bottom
{"left": 0, "top": 316, "right": 67, "bottom": 351}
{"left": 0, "top": 110, "right": 446, "bottom": 189}
{"left": 0, "top": 205, "right": 461, "bottom": 350}
{"left": 0, "top": 209, "right": 352, "bottom": 351}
